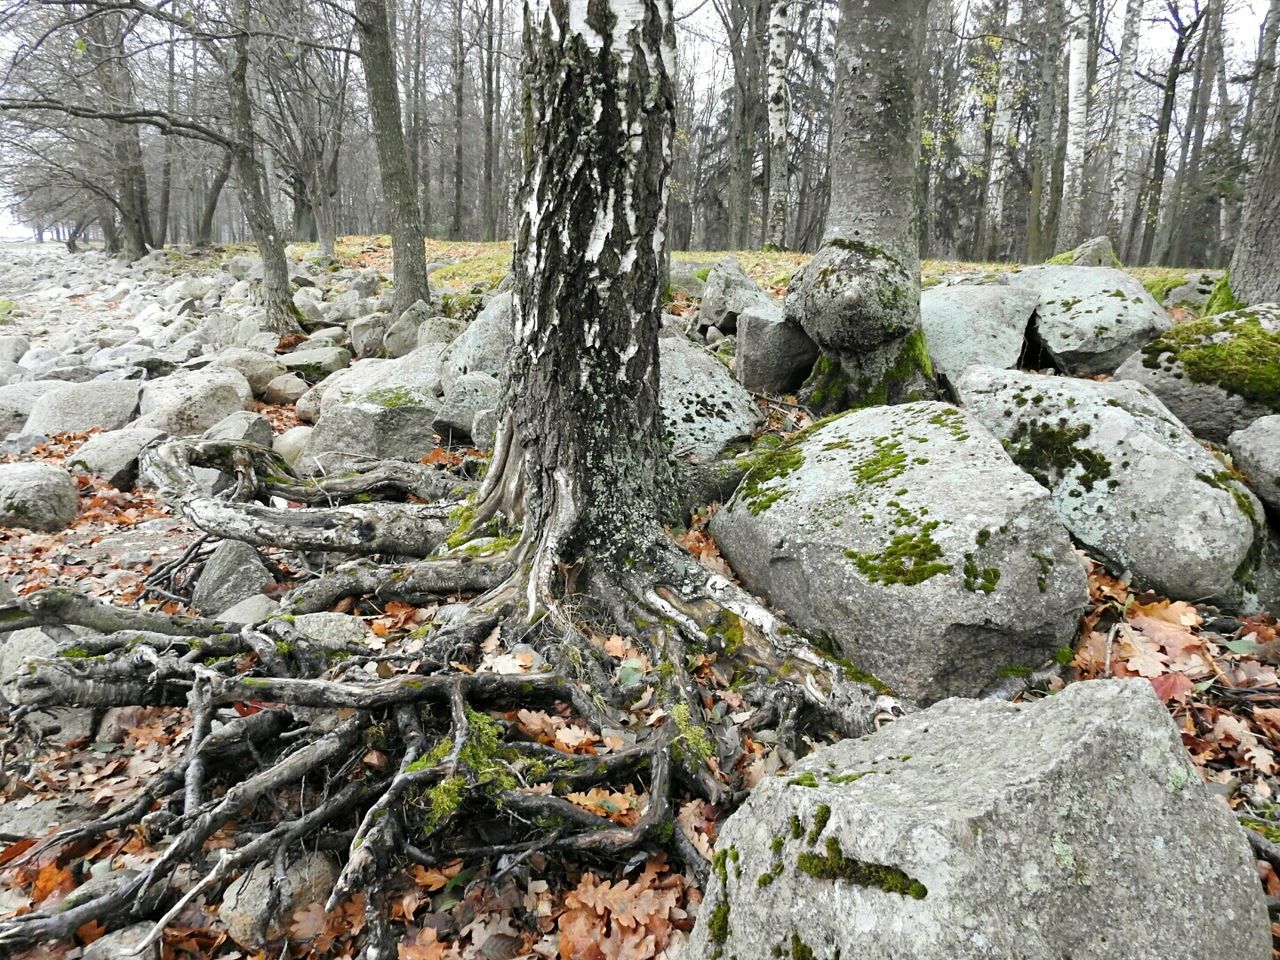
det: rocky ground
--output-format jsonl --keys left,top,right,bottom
{"left": 0, "top": 236, "right": 1277, "bottom": 959}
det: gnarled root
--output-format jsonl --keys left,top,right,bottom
{"left": 0, "top": 437, "right": 902, "bottom": 957}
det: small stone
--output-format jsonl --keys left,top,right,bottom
{"left": 0, "top": 461, "right": 79, "bottom": 531}
{"left": 192, "top": 541, "right": 273, "bottom": 617}
{"left": 219, "top": 852, "right": 340, "bottom": 948}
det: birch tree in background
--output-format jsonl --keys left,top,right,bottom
{"left": 1106, "top": 0, "right": 1144, "bottom": 256}
{"left": 1228, "top": 44, "right": 1280, "bottom": 303}
{"left": 765, "top": 0, "right": 789, "bottom": 250}
{"left": 1056, "top": 0, "right": 1090, "bottom": 252}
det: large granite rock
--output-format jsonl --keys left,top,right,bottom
{"left": 440, "top": 292, "right": 512, "bottom": 392}
{"left": 137, "top": 368, "right": 252, "bottom": 436}
{"left": 0, "top": 381, "right": 65, "bottom": 435}
{"left": 209, "top": 348, "right": 287, "bottom": 397}
{"left": 699, "top": 256, "right": 775, "bottom": 335}
{"left": 192, "top": 540, "right": 273, "bottom": 616}
{"left": 956, "top": 365, "right": 1264, "bottom": 609}
{"left": 688, "top": 679, "right": 1269, "bottom": 960}
{"left": 1113, "top": 304, "right": 1280, "bottom": 444}
{"left": 1004, "top": 265, "right": 1171, "bottom": 374}
{"left": 0, "top": 462, "right": 79, "bottom": 531}
{"left": 67, "top": 426, "right": 166, "bottom": 489}
{"left": 711, "top": 402, "right": 1087, "bottom": 703}
{"left": 23, "top": 381, "right": 140, "bottom": 435}
{"left": 301, "top": 388, "right": 441, "bottom": 474}
{"left": 659, "top": 336, "right": 761, "bottom": 464}
{"left": 280, "top": 346, "right": 352, "bottom": 382}
{"left": 1229, "top": 415, "right": 1280, "bottom": 514}
{"left": 920, "top": 284, "right": 1040, "bottom": 381}
{"left": 435, "top": 371, "right": 500, "bottom": 440}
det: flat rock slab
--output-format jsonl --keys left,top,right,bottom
{"left": 711, "top": 401, "right": 1087, "bottom": 703}
{"left": 955, "top": 365, "right": 1264, "bottom": 609}
{"left": 688, "top": 679, "right": 1269, "bottom": 960}
{"left": 1114, "top": 304, "right": 1280, "bottom": 444}
{"left": 23, "top": 381, "right": 140, "bottom": 435}
{"left": 1005, "top": 265, "right": 1170, "bottom": 374}
{"left": 920, "top": 283, "right": 1039, "bottom": 381}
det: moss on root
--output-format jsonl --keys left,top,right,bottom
{"left": 1203, "top": 274, "right": 1245, "bottom": 317}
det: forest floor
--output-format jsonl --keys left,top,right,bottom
{"left": 0, "top": 238, "right": 1274, "bottom": 960}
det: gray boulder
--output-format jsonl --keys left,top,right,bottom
{"left": 416, "top": 315, "right": 467, "bottom": 348}
{"left": 441, "top": 292, "right": 512, "bottom": 391}
{"left": 659, "top": 336, "right": 761, "bottom": 464}
{"left": 1113, "top": 304, "right": 1280, "bottom": 444}
{"left": 383, "top": 300, "right": 433, "bottom": 358}
{"left": 734, "top": 307, "right": 818, "bottom": 395}
{"left": 0, "top": 628, "right": 93, "bottom": 743}
{"left": 920, "top": 284, "right": 1040, "bottom": 381}
{"left": 23, "top": 381, "right": 140, "bottom": 435}
{"left": 0, "top": 462, "right": 79, "bottom": 531}
{"left": 955, "top": 365, "right": 1264, "bottom": 608}
{"left": 0, "top": 381, "right": 67, "bottom": 435}
{"left": 83, "top": 923, "right": 159, "bottom": 960}
{"left": 1229, "top": 415, "right": 1280, "bottom": 513}
{"left": 210, "top": 348, "right": 287, "bottom": 397}
{"left": 219, "top": 851, "right": 339, "bottom": 948}
{"left": 217, "top": 594, "right": 281, "bottom": 625}
{"left": 1052, "top": 234, "right": 1120, "bottom": 266}
{"left": 435, "top": 372, "right": 500, "bottom": 439}
{"left": 204, "top": 410, "right": 273, "bottom": 447}
{"left": 699, "top": 256, "right": 776, "bottom": 335}
{"left": 262, "top": 372, "right": 308, "bottom": 405}
{"left": 710, "top": 402, "right": 1087, "bottom": 703}
{"left": 0, "top": 335, "right": 29, "bottom": 365}
{"left": 301, "top": 389, "right": 441, "bottom": 474}
{"left": 1005, "top": 265, "right": 1171, "bottom": 374}
{"left": 137, "top": 368, "right": 252, "bottom": 436}
{"left": 1153, "top": 270, "right": 1222, "bottom": 312}
{"left": 67, "top": 426, "right": 166, "bottom": 489}
{"left": 349, "top": 312, "right": 390, "bottom": 359}
{"left": 281, "top": 346, "right": 352, "bottom": 381}
{"left": 688, "top": 679, "right": 1269, "bottom": 960}
{"left": 192, "top": 540, "right": 273, "bottom": 617}
{"left": 272, "top": 425, "right": 312, "bottom": 469}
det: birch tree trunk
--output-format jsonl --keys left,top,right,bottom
{"left": 1228, "top": 54, "right": 1280, "bottom": 304}
{"left": 355, "top": 0, "right": 432, "bottom": 317}
{"left": 784, "top": 0, "right": 932, "bottom": 413}
{"left": 1105, "top": 0, "right": 1143, "bottom": 254}
{"left": 1055, "top": 0, "right": 1090, "bottom": 253}
{"left": 981, "top": 0, "right": 1020, "bottom": 261}
{"left": 764, "top": 0, "right": 789, "bottom": 250}
{"left": 486, "top": 0, "right": 676, "bottom": 571}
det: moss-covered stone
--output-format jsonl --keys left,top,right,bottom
{"left": 845, "top": 521, "right": 953, "bottom": 586}
{"left": 1139, "top": 308, "right": 1280, "bottom": 411}
{"left": 795, "top": 836, "right": 927, "bottom": 899}
{"left": 1002, "top": 418, "right": 1112, "bottom": 492}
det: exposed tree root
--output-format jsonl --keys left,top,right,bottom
{"left": 0, "top": 433, "right": 903, "bottom": 957}
{"left": 138, "top": 438, "right": 476, "bottom": 556}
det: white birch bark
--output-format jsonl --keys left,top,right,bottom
{"left": 1056, "top": 0, "right": 1090, "bottom": 252}
{"left": 765, "top": 0, "right": 790, "bottom": 250}
{"left": 1106, "top": 0, "right": 1144, "bottom": 252}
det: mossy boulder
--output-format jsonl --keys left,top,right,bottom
{"left": 1045, "top": 235, "right": 1121, "bottom": 267}
{"left": 710, "top": 401, "right": 1087, "bottom": 703}
{"left": 956, "top": 365, "right": 1265, "bottom": 609}
{"left": 1004, "top": 265, "right": 1170, "bottom": 375}
{"left": 687, "top": 680, "right": 1269, "bottom": 960}
{"left": 785, "top": 240, "right": 933, "bottom": 409}
{"left": 1113, "top": 304, "right": 1280, "bottom": 444}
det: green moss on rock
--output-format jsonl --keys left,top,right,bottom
{"left": 1140, "top": 309, "right": 1280, "bottom": 411}
{"left": 796, "top": 836, "right": 927, "bottom": 899}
